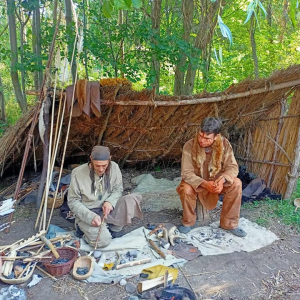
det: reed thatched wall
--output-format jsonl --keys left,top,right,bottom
{"left": 235, "top": 89, "right": 300, "bottom": 195}
{"left": 1, "top": 65, "right": 300, "bottom": 197}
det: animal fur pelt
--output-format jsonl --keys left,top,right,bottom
{"left": 76, "top": 79, "right": 88, "bottom": 110}
{"left": 210, "top": 134, "right": 224, "bottom": 178}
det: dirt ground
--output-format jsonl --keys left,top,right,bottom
{"left": 1, "top": 167, "right": 300, "bottom": 300}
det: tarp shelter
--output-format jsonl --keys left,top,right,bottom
{"left": 1, "top": 65, "right": 300, "bottom": 199}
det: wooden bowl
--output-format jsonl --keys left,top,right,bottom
{"left": 72, "top": 256, "right": 94, "bottom": 280}
{"left": 0, "top": 263, "right": 35, "bottom": 284}
{"left": 294, "top": 198, "right": 300, "bottom": 211}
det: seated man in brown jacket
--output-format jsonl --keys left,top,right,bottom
{"left": 68, "top": 146, "right": 143, "bottom": 248}
{"left": 177, "top": 117, "right": 246, "bottom": 237}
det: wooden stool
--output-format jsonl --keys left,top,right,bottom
{"left": 196, "top": 199, "right": 210, "bottom": 225}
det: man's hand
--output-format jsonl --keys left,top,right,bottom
{"left": 91, "top": 215, "right": 101, "bottom": 227}
{"left": 201, "top": 180, "right": 217, "bottom": 193}
{"left": 102, "top": 201, "right": 113, "bottom": 218}
{"left": 212, "top": 178, "right": 224, "bottom": 194}
{"left": 201, "top": 178, "right": 225, "bottom": 194}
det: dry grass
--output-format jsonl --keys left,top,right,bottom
{"left": 249, "top": 265, "right": 300, "bottom": 300}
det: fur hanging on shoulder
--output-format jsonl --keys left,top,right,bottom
{"left": 76, "top": 79, "right": 88, "bottom": 110}
{"left": 192, "top": 133, "right": 224, "bottom": 179}
{"left": 210, "top": 134, "right": 224, "bottom": 178}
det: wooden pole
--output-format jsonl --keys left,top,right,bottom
{"left": 5, "top": 8, "right": 62, "bottom": 233}
{"left": 42, "top": 57, "right": 60, "bottom": 231}
{"left": 267, "top": 99, "right": 286, "bottom": 187}
{"left": 284, "top": 123, "right": 300, "bottom": 199}
{"left": 98, "top": 79, "right": 300, "bottom": 106}
{"left": 46, "top": 37, "right": 79, "bottom": 231}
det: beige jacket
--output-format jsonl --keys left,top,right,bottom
{"left": 181, "top": 136, "right": 239, "bottom": 191}
{"left": 68, "top": 161, "right": 123, "bottom": 225}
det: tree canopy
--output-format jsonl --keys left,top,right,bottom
{"left": 0, "top": 0, "right": 300, "bottom": 130}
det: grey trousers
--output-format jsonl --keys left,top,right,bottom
{"left": 76, "top": 193, "right": 143, "bottom": 248}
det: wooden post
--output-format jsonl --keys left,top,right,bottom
{"left": 284, "top": 123, "right": 300, "bottom": 199}
{"left": 196, "top": 200, "right": 210, "bottom": 224}
{"left": 267, "top": 99, "right": 286, "bottom": 187}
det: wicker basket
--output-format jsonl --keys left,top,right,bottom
{"left": 44, "top": 247, "right": 78, "bottom": 277}
{"left": 47, "top": 194, "right": 64, "bottom": 209}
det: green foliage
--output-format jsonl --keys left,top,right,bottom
{"left": 289, "top": 0, "right": 298, "bottom": 27}
{"left": 20, "top": 0, "right": 40, "bottom": 11}
{"left": 244, "top": 0, "right": 267, "bottom": 27}
{"left": 102, "top": 0, "right": 142, "bottom": 18}
{"left": 243, "top": 198, "right": 300, "bottom": 231}
{"left": 0, "top": 121, "right": 8, "bottom": 137}
{"left": 0, "top": 0, "right": 300, "bottom": 125}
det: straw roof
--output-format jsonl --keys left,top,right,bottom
{"left": 1, "top": 65, "right": 300, "bottom": 196}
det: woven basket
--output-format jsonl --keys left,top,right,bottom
{"left": 47, "top": 194, "right": 64, "bottom": 209}
{"left": 44, "top": 247, "right": 78, "bottom": 277}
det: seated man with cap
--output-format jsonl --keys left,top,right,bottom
{"left": 68, "top": 146, "right": 143, "bottom": 248}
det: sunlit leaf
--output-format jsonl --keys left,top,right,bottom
{"left": 290, "top": 0, "right": 297, "bottom": 27}
{"left": 124, "top": 0, "right": 132, "bottom": 9}
{"left": 218, "top": 16, "right": 233, "bottom": 45}
{"left": 102, "top": 0, "right": 114, "bottom": 18}
{"left": 214, "top": 48, "right": 221, "bottom": 67}
{"left": 114, "top": 0, "right": 127, "bottom": 10}
{"left": 246, "top": 1, "right": 255, "bottom": 13}
{"left": 219, "top": 46, "right": 223, "bottom": 64}
{"left": 253, "top": 10, "right": 260, "bottom": 30}
{"left": 131, "top": 0, "right": 142, "bottom": 9}
{"left": 244, "top": 8, "right": 254, "bottom": 24}
{"left": 258, "top": 1, "right": 267, "bottom": 17}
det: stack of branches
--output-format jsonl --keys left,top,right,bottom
{"left": 0, "top": 105, "right": 38, "bottom": 177}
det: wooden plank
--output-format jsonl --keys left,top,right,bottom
{"left": 115, "top": 258, "right": 151, "bottom": 270}
{"left": 137, "top": 274, "right": 173, "bottom": 292}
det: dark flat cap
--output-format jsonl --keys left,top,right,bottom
{"left": 91, "top": 146, "right": 110, "bottom": 161}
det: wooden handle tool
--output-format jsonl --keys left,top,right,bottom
{"left": 40, "top": 236, "right": 60, "bottom": 259}
{"left": 143, "top": 228, "right": 166, "bottom": 259}
{"left": 94, "top": 217, "right": 106, "bottom": 251}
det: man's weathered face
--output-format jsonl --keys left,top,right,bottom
{"left": 91, "top": 158, "right": 109, "bottom": 176}
{"left": 198, "top": 131, "right": 216, "bottom": 148}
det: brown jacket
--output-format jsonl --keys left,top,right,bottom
{"left": 181, "top": 135, "right": 239, "bottom": 192}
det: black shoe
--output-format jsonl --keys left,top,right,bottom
{"left": 108, "top": 228, "right": 125, "bottom": 239}
{"left": 75, "top": 226, "right": 84, "bottom": 238}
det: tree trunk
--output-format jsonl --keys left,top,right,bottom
{"left": 267, "top": 0, "right": 272, "bottom": 27}
{"left": 53, "top": 0, "right": 58, "bottom": 25}
{"left": 0, "top": 73, "right": 6, "bottom": 121}
{"left": 16, "top": 9, "right": 31, "bottom": 102}
{"left": 35, "top": 6, "right": 43, "bottom": 88}
{"left": 250, "top": 14, "right": 259, "bottom": 79}
{"left": 83, "top": 0, "right": 89, "bottom": 80}
{"left": 32, "top": 10, "right": 39, "bottom": 94}
{"left": 65, "top": 0, "right": 77, "bottom": 83}
{"left": 184, "top": 0, "right": 221, "bottom": 95}
{"left": 118, "top": 10, "right": 125, "bottom": 78}
{"left": 150, "top": 0, "right": 162, "bottom": 93}
{"left": 174, "top": 0, "right": 193, "bottom": 95}
{"left": 280, "top": 0, "right": 289, "bottom": 42}
{"left": 7, "top": 0, "right": 26, "bottom": 112}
